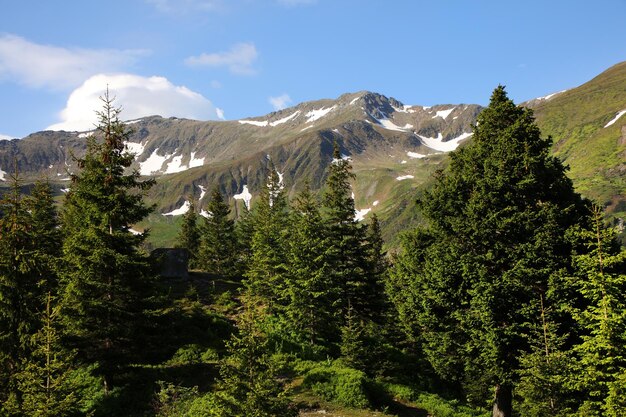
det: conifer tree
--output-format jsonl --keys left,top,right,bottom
{"left": 59, "top": 91, "right": 154, "bottom": 394}
{"left": 245, "top": 166, "right": 289, "bottom": 309}
{"left": 284, "top": 184, "right": 336, "bottom": 348}
{"left": 0, "top": 173, "right": 38, "bottom": 410}
{"left": 176, "top": 198, "right": 200, "bottom": 269}
{"left": 389, "top": 86, "right": 591, "bottom": 417}
{"left": 198, "top": 187, "right": 238, "bottom": 277}
{"left": 15, "top": 293, "right": 81, "bottom": 417}
{"left": 568, "top": 208, "right": 626, "bottom": 416}
{"left": 26, "top": 180, "right": 62, "bottom": 302}
{"left": 321, "top": 144, "right": 371, "bottom": 323}
{"left": 215, "top": 304, "right": 296, "bottom": 417}
{"left": 362, "top": 214, "right": 388, "bottom": 324}
{"left": 235, "top": 204, "right": 255, "bottom": 272}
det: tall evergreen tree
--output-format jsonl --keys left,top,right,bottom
{"left": 0, "top": 173, "right": 38, "bottom": 411}
{"left": 321, "top": 144, "right": 372, "bottom": 323}
{"left": 245, "top": 166, "right": 289, "bottom": 309}
{"left": 198, "top": 187, "right": 239, "bottom": 277}
{"left": 15, "top": 293, "right": 81, "bottom": 417}
{"left": 568, "top": 208, "right": 626, "bottom": 416}
{"left": 59, "top": 91, "right": 154, "bottom": 394}
{"left": 389, "top": 86, "right": 591, "bottom": 417}
{"left": 284, "top": 184, "right": 336, "bottom": 348}
{"left": 26, "top": 180, "right": 62, "bottom": 302}
{"left": 215, "top": 304, "right": 296, "bottom": 417}
{"left": 176, "top": 198, "right": 200, "bottom": 269}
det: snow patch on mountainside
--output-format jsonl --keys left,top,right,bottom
{"left": 270, "top": 111, "right": 300, "bottom": 126}
{"left": 0, "top": 168, "right": 6, "bottom": 181}
{"left": 200, "top": 209, "right": 211, "bottom": 219}
{"left": 140, "top": 148, "right": 171, "bottom": 175}
{"left": 418, "top": 132, "right": 472, "bottom": 152}
{"left": 536, "top": 90, "right": 567, "bottom": 101}
{"left": 355, "top": 207, "right": 371, "bottom": 222}
{"left": 163, "top": 200, "right": 190, "bottom": 216}
{"left": 198, "top": 184, "right": 207, "bottom": 200}
{"left": 349, "top": 96, "right": 361, "bottom": 105}
{"left": 376, "top": 117, "right": 413, "bottom": 132}
{"left": 433, "top": 108, "right": 454, "bottom": 120}
{"left": 238, "top": 119, "right": 268, "bottom": 127}
{"left": 234, "top": 185, "right": 252, "bottom": 209}
{"left": 125, "top": 141, "right": 145, "bottom": 156}
{"left": 396, "top": 175, "right": 414, "bottom": 181}
{"left": 407, "top": 151, "right": 427, "bottom": 159}
{"left": 165, "top": 154, "right": 185, "bottom": 174}
{"left": 605, "top": 110, "right": 626, "bottom": 128}
{"left": 189, "top": 152, "right": 204, "bottom": 168}
{"left": 306, "top": 106, "right": 336, "bottom": 123}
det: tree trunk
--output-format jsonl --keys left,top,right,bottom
{"left": 493, "top": 384, "right": 512, "bottom": 417}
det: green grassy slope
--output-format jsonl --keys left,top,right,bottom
{"left": 528, "top": 61, "right": 626, "bottom": 214}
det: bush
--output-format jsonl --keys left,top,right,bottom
{"left": 167, "top": 344, "right": 204, "bottom": 365}
{"left": 167, "top": 344, "right": 221, "bottom": 365}
{"left": 301, "top": 362, "right": 371, "bottom": 408}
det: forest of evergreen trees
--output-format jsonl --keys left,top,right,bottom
{"left": 1, "top": 87, "right": 625, "bottom": 417}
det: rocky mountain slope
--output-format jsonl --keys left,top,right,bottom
{"left": 1, "top": 62, "right": 624, "bottom": 247}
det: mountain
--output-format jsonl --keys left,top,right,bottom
{"left": 1, "top": 63, "right": 624, "bottom": 247}
{"left": 524, "top": 61, "right": 626, "bottom": 220}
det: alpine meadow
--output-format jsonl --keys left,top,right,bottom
{"left": 0, "top": 48, "right": 626, "bottom": 417}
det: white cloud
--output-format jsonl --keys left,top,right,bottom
{"left": 0, "top": 133, "right": 14, "bottom": 140}
{"left": 0, "top": 34, "right": 146, "bottom": 90}
{"left": 146, "top": 0, "right": 223, "bottom": 13}
{"left": 210, "top": 80, "right": 222, "bottom": 88}
{"left": 47, "top": 73, "right": 220, "bottom": 132}
{"left": 216, "top": 108, "right": 225, "bottom": 120}
{"left": 269, "top": 93, "right": 292, "bottom": 111}
{"left": 185, "top": 43, "right": 258, "bottom": 75}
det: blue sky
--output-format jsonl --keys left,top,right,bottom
{"left": 1, "top": 0, "right": 625, "bottom": 138}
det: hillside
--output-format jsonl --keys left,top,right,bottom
{"left": 1, "top": 62, "right": 625, "bottom": 247}
{"left": 525, "top": 61, "right": 626, "bottom": 221}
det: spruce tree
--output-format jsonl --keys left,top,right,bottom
{"left": 568, "top": 208, "right": 626, "bottom": 416}
{"left": 389, "top": 86, "right": 591, "bottom": 417}
{"left": 321, "top": 144, "right": 373, "bottom": 323}
{"left": 198, "top": 187, "right": 238, "bottom": 277}
{"left": 59, "top": 91, "right": 154, "bottom": 394}
{"left": 176, "top": 198, "right": 200, "bottom": 269}
{"left": 26, "top": 180, "right": 62, "bottom": 304}
{"left": 284, "top": 184, "right": 336, "bottom": 348}
{"left": 245, "top": 166, "right": 289, "bottom": 309}
{"left": 215, "top": 304, "right": 296, "bottom": 417}
{"left": 0, "top": 173, "right": 38, "bottom": 411}
{"left": 15, "top": 293, "right": 80, "bottom": 417}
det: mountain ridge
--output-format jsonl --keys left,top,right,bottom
{"left": 1, "top": 62, "right": 625, "bottom": 247}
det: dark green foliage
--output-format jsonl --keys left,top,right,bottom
{"left": 198, "top": 188, "right": 239, "bottom": 277}
{"left": 214, "top": 304, "right": 296, "bottom": 417}
{"left": 389, "top": 86, "right": 592, "bottom": 416}
{"left": 14, "top": 294, "right": 81, "bottom": 417}
{"left": 567, "top": 208, "right": 626, "bottom": 416}
{"left": 177, "top": 199, "right": 201, "bottom": 269}
{"left": 0, "top": 173, "right": 40, "bottom": 409}
{"left": 245, "top": 166, "right": 289, "bottom": 309}
{"left": 234, "top": 205, "right": 255, "bottom": 271}
{"left": 300, "top": 361, "right": 371, "bottom": 408}
{"left": 283, "top": 184, "right": 336, "bottom": 348}
{"left": 321, "top": 145, "right": 387, "bottom": 324}
{"left": 59, "top": 91, "right": 155, "bottom": 392}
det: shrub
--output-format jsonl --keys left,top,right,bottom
{"left": 301, "top": 362, "right": 371, "bottom": 408}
